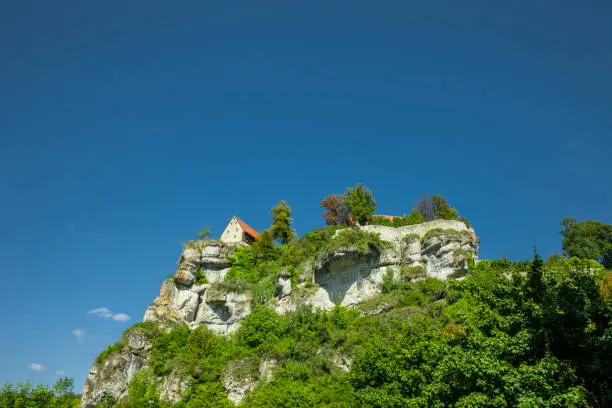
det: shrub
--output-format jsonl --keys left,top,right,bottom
{"left": 326, "top": 228, "right": 392, "bottom": 255}
{"left": 194, "top": 265, "right": 208, "bottom": 284}
{"left": 127, "top": 369, "right": 163, "bottom": 408}
{"left": 401, "top": 265, "right": 426, "bottom": 280}
{"left": 238, "top": 307, "right": 282, "bottom": 348}
{"left": 95, "top": 341, "right": 125, "bottom": 366}
{"left": 372, "top": 215, "right": 394, "bottom": 227}
{"left": 382, "top": 267, "right": 399, "bottom": 293}
{"left": 227, "top": 247, "right": 258, "bottom": 283}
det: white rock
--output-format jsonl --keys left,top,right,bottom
{"left": 195, "top": 291, "right": 252, "bottom": 334}
{"left": 276, "top": 275, "right": 292, "bottom": 298}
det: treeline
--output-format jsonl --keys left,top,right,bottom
{"left": 0, "top": 377, "right": 80, "bottom": 408}
{"left": 196, "top": 184, "right": 470, "bottom": 245}
{"left": 320, "top": 184, "right": 468, "bottom": 227}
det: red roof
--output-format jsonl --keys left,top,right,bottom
{"left": 376, "top": 214, "right": 397, "bottom": 222}
{"left": 236, "top": 218, "right": 260, "bottom": 239}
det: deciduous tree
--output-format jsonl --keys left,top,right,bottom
{"left": 561, "top": 217, "right": 612, "bottom": 269}
{"left": 320, "top": 194, "right": 350, "bottom": 226}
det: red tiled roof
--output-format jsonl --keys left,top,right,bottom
{"left": 376, "top": 214, "right": 397, "bottom": 222}
{"left": 236, "top": 218, "right": 260, "bottom": 239}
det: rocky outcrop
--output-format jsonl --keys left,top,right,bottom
{"left": 143, "top": 240, "right": 251, "bottom": 334}
{"left": 194, "top": 288, "right": 252, "bottom": 334}
{"left": 175, "top": 240, "right": 235, "bottom": 285}
{"left": 84, "top": 220, "right": 479, "bottom": 407}
{"left": 222, "top": 358, "right": 278, "bottom": 404}
{"left": 273, "top": 220, "right": 478, "bottom": 312}
{"left": 81, "top": 327, "right": 154, "bottom": 408}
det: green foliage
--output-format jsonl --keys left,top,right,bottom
{"left": 561, "top": 217, "right": 612, "bottom": 269}
{"left": 239, "top": 307, "right": 283, "bottom": 348}
{"left": 417, "top": 194, "right": 462, "bottom": 222}
{"left": 123, "top": 322, "right": 163, "bottom": 342}
{"left": 127, "top": 369, "right": 166, "bottom": 408}
{"left": 195, "top": 225, "right": 212, "bottom": 239}
{"left": 381, "top": 267, "right": 398, "bottom": 294}
{"left": 8, "top": 248, "right": 612, "bottom": 407}
{"left": 325, "top": 228, "right": 391, "bottom": 255}
{"left": 403, "top": 208, "right": 426, "bottom": 225}
{"left": 423, "top": 227, "right": 472, "bottom": 242}
{"left": 251, "top": 230, "right": 278, "bottom": 262}
{"left": 95, "top": 340, "right": 125, "bottom": 365}
{"left": 371, "top": 215, "right": 394, "bottom": 227}
{"left": 401, "top": 265, "right": 426, "bottom": 280}
{"left": 194, "top": 265, "right": 208, "bottom": 284}
{"left": 343, "top": 183, "right": 376, "bottom": 225}
{"left": 270, "top": 201, "right": 296, "bottom": 245}
{"left": 174, "top": 382, "right": 233, "bottom": 408}
{"left": 372, "top": 210, "right": 426, "bottom": 228}
{"left": 227, "top": 247, "right": 259, "bottom": 283}
{"left": 403, "top": 233, "right": 420, "bottom": 241}
{"left": 0, "top": 378, "right": 81, "bottom": 408}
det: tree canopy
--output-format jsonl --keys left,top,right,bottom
{"left": 561, "top": 217, "right": 612, "bottom": 269}
{"left": 270, "top": 201, "right": 295, "bottom": 245}
{"left": 320, "top": 194, "right": 351, "bottom": 226}
{"left": 343, "top": 184, "right": 376, "bottom": 226}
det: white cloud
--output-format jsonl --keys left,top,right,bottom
{"left": 88, "top": 307, "right": 113, "bottom": 318}
{"left": 55, "top": 370, "right": 65, "bottom": 376}
{"left": 112, "top": 313, "right": 131, "bottom": 322}
{"left": 88, "top": 307, "right": 130, "bottom": 322}
{"left": 72, "top": 329, "right": 85, "bottom": 340}
{"left": 29, "top": 363, "right": 46, "bottom": 372}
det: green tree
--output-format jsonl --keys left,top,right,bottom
{"left": 127, "top": 369, "right": 163, "bottom": 408}
{"left": 343, "top": 183, "right": 376, "bottom": 225}
{"left": 270, "top": 201, "right": 295, "bottom": 245}
{"left": 196, "top": 225, "right": 212, "bottom": 240}
{"left": 417, "top": 194, "right": 460, "bottom": 221}
{"left": 561, "top": 217, "right": 612, "bottom": 269}
{"left": 251, "top": 229, "right": 277, "bottom": 262}
{"left": 403, "top": 208, "right": 425, "bottom": 225}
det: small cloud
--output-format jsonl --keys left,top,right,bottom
{"left": 88, "top": 307, "right": 113, "bottom": 318}
{"left": 29, "top": 363, "right": 46, "bottom": 372}
{"left": 112, "top": 313, "right": 131, "bottom": 322}
{"left": 72, "top": 329, "right": 85, "bottom": 340}
{"left": 55, "top": 370, "right": 65, "bottom": 376}
{"left": 88, "top": 307, "right": 130, "bottom": 322}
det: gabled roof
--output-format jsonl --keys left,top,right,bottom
{"left": 236, "top": 217, "right": 260, "bottom": 239}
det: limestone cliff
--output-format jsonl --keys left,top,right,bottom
{"left": 81, "top": 220, "right": 478, "bottom": 406}
{"left": 273, "top": 220, "right": 478, "bottom": 312}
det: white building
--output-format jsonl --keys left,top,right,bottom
{"left": 220, "top": 216, "right": 260, "bottom": 244}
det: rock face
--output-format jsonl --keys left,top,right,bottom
{"left": 222, "top": 358, "right": 277, "bottom": 404}
{"left": 273, "top": 220, "right": 479, "bottom": 312}
{"left": 143, "top": 240, "right": 250, "bottom": 334}
{"left": 81, "top": 327, "right": 154, "bottom": 408}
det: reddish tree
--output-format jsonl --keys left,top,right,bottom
{"left": 320, "top": 194, "right": 351, "bottom": 226}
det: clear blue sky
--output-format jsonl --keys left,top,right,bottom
{"left": 1, "top": 0, "right": 610, "bottom": 390}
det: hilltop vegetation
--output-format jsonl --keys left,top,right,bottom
{"left": 76, "top": 253, "right": 611, "bottom": 408}
{"left": 4, "top": 185, "right": 612, "bottom": 407}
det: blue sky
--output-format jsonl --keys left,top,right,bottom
{"left": 1, "top": 0, "right": 610, "bottom": 389}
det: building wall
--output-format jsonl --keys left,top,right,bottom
{"left": 220, "top": 217, "right": 245, "bottom": 243}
